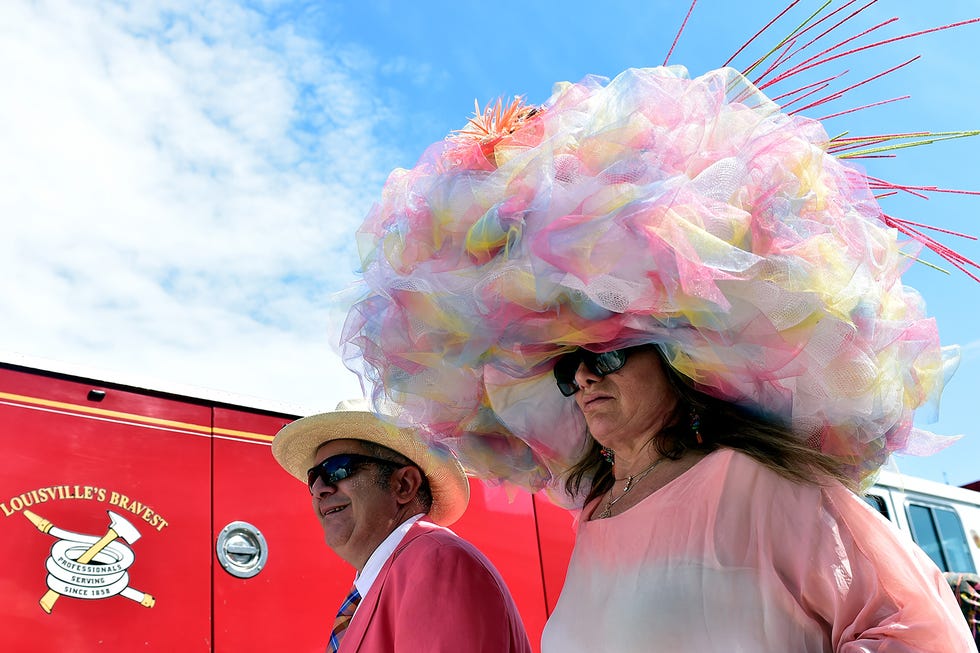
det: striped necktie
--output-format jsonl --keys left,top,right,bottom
{"left": 327, "top": 586, "right": 361, "bottom": 653}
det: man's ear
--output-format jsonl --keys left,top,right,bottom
{"left": 390, "top": 466, "right": 423, "bottom": 506}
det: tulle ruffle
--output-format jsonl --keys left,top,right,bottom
{"left": 341, "top": 66, "right": 959, "bottom": 493}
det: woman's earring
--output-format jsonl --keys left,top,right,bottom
{"left": 600, "top": 446, "right": 615, "bottom": 463}
{"left": 691, "top": 410, "right": 703, "bottom": 444}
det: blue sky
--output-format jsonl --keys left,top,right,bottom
{"left": 1, "top": 0, "right": 977, "bottom": 487}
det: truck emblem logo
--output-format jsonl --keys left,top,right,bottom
{"left": 24, "top": 509, "right": 155, "bottom": 613}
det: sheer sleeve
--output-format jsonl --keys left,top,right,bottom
{"left": 751, "top": 462, "right": 976, "bottom": 652}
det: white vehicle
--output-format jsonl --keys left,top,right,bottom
{"left": 866, "top": 469, "right": 980, "bottom": 575}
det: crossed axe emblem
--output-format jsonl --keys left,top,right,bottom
{"left": 24, "top": 509, "right": 155, "bottom": 613}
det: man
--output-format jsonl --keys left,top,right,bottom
{"left": 271, "top": 399, "right": 533, "bottom": 653}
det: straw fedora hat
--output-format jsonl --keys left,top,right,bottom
{"left": 271, "top": 398, "right": 470, "bottom": 526}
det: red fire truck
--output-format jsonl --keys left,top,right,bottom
{"left": 0, "top": 355, "right": 575, "bottom": 652}
{"left": 2, "top": 354, "right": 978, "bottom": 651}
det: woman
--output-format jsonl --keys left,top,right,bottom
{"left": 541, "top": 344, "right": 973, "bottom": 651}
{"left": 337, "top": 8, "right": 980, "bottom": 652}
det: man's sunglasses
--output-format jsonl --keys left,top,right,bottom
{"left": 306, "top": 453, "right": 403, "bottom": 494}
{"left": 553, "top": 348, "right": 630, "bottom": 397}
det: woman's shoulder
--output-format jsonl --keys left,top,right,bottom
{"left": 697, "top": 447, "right": 763, "bottom": 480}
{"left": 661, "top": 447, "right": 774, "bottom": 500}
{"left": 713, "top": 447, "right": 835, "bottom": 503}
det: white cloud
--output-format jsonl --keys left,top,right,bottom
{"left": 0, "top": 0, "right": 392, "bottom": 411}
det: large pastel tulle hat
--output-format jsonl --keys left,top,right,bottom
{"left": 340, "top": 5, "right": 977, "bottom": 496}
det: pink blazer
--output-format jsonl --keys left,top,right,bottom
{"left": 340, "top": 520, "right": 532, "bottom": 653}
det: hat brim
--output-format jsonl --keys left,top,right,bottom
{"left": 271, "top": 410, "right": 470, "bottom": 526}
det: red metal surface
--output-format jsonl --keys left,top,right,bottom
{"left": 452, "top": 482, "right": 549, "bottom": 650}
{"left": 531, "top": 494, "right": 576, "bottom": 614}
{"left": 211, "top": 407, "right": 341, "bottom": 652}
{"left": 0, "top": 365, "right": 577, "bottom": 652}
{"left": 0, "top": 367, "right": 212, "bottom": 651}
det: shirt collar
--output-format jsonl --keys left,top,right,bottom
{"left": 354, "top": 513, "right": 425, "bottom": 599}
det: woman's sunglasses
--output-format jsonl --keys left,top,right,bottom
{"left": 553, "top": 348, "right": 630, "bottom": 397}
{"left": 306, "top": 453, "right": 403, "bottom": 494}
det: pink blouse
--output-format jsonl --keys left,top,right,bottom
{"left": 541, "top": 448, "right": 975, "bottom": 652}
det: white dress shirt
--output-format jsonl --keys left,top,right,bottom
{"left": 352, "top": 513, "right": 425, "bottom": 611}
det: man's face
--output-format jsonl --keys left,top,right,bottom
{"left": 309, "top": 439, "right": 404, "bottom": 570}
